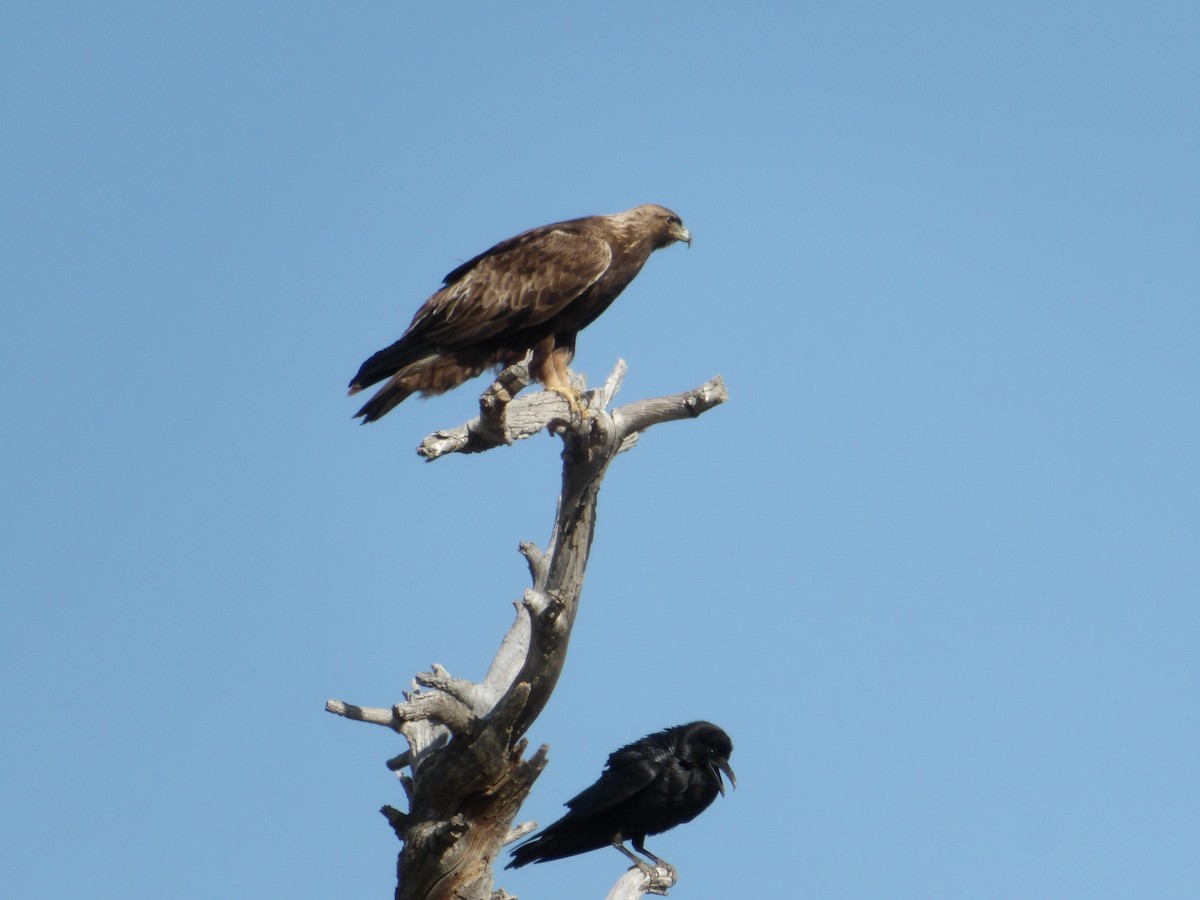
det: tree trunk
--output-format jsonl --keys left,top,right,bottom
{"left": 326, "top": 361, "right": 727, "bottom": 899}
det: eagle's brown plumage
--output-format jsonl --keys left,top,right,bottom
{"left": 348, "top": 204, "right": 691, "bottom": 422}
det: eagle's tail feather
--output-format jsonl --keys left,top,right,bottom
{"left": 348, "top": 337, "right": 429, "bottom": 394}
{"left": 354, "top": 379, "right": 418, "bottom": 423}
{"left": 352, "top": 354, "right": 492, "bottom": 423}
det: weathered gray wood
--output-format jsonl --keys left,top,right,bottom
{"left": 326, "top": 361, "right": 727, "bottom": 899}
{"left": 604, "top": 866, "right": 677, "bottom": 900}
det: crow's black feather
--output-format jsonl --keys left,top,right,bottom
{"left": 506, "top": 721, "right": 734, "bottom": 872}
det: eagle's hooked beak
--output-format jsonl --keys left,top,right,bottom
{"left": 713, "top": 759, "right": 737, "bottom": 795}
{"left": 675, "top": 225, "right": 693, "bottom": 247}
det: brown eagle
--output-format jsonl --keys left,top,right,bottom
{"left": 348, "top": 204, "right": 691, "bottom": 422}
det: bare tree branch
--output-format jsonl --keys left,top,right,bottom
{"left": 604, "top": 867, "right": 677, "bottom": 900}
{"left": 416, "top": 361, "right": 585, "bottom": 461}
{"left": 415, "top": 360, "right": 725, "bottom": 462}
{"left": 501, "top": 821, "right": 538, "bottom": 847}
{"left": 612, "top": 375, "right": 728, "bottom": 439}
{"left": 326, "top": 362, "right": 727, "bottom": 899}
{"left": 325, "top": 699, "right": 399, "bottom": 729}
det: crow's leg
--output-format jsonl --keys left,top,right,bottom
{"left": 631, "top": 837, "right": 678, "bottom": 882}
{"left": 611, "top": 841, "right": 658, "bottom": 877}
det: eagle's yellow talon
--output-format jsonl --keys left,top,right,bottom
{"left": 548, "top": 386, "right": 589, "bottom": 419}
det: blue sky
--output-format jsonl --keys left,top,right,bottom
{"left": 3, "top": 2, "right": 1198, "bottom": 897}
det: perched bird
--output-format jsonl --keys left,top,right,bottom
{"left": 348, "top": 204, "right": 691, "bottom": 422}
{"left": 506, "top": 721, "right": 734, "bottom": 875}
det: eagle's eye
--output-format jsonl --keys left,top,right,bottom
{"left": 665, "top": 215, "right": 679, "bottom": 226}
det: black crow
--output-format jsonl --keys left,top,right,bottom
{"left": 506, "top": 721, "right": 735, "bottom": 875}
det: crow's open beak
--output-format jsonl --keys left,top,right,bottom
{"left": 714, "top": 759, "right": 737, "bottom": 795}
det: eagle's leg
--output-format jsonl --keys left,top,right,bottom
{"left": 549, "top": 385, "right": 587, "bottom": 417}
{"left": 611, "top": 841, "right": 658, "bottom": 877}
{"left": 537, "top": 344, "right": 587, "bottom": 416}
{"left": 631, "top": 837, "right": 678, "bottom": 881}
